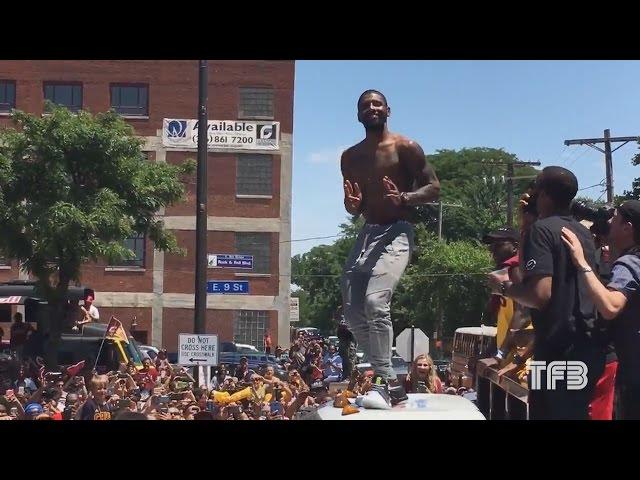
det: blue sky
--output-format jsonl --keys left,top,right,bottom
{"left": 291, "top": 60, "right": 640, "bottom": 256}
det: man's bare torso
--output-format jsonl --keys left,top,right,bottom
{"left": 342, "top": 133, "right": 416, "bottom": 224}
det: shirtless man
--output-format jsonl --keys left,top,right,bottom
{"left": 341, "top": 89, "right": 440, "bottom": 408}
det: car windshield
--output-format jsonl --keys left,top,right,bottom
{"left": 145, "top": 349, "right": 157, "bottom": 360}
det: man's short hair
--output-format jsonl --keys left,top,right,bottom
{"left": 538, "top": 166, "right": 578, "bottom": 208}
{"left": 357, "top": 89, "right": 388, "bottom": 108}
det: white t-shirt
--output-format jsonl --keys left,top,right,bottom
{"left": 87, "top": 304, "right": 100, "bottom": 321}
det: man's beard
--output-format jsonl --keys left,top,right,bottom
{"left": 362, "top": 117, "right": 387, "bottom": 130}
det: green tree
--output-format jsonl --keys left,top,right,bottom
{"left": 0, "top": 105, "right": 195, "bottom": 367}
{"left": 619, "top": 142, "right": 640, "bottom": 201}
{"left": 392, "top": 227, "right": 494, "bottom": 338}
{"left": 291, "top": 217, "right": 363, "bottom": 335}
{"left": 417, "top": 148, "right": 539, "bottom": 241}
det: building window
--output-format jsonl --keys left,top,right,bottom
{"left": 236, "top": 154, "right": 273, "bottom": 196}
{"left": 239, "top": 87, "right": 274, "bottom": 119}
{"left": 235, "top": 232, "right": 270, "bottom": 274}
{"left": 234, "top": 310, "right": 269, "bottom": 349}
{"left": 110, "top": 84, "right": 148, "bottom": 116}
{"left": 0, "top": 80, "right": 16, "bottom": 113}
{"left": 44, "top": 83, "right": 82, "bottom": 112}
{"left": 111, "top": 233, "right": 145, "bottom": 267}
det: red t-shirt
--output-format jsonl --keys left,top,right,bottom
{"left": 136, "top": 367, "right": 158, "bottom": 390}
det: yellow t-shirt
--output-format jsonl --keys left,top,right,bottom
{"left": 496, "top": 296, "right": 514, "bottom": 350}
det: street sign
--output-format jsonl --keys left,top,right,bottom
{"left": 207, "top": 280, "right": 249, "bottom": 294}
{"left": 396, "top": 327, "right": 429, "bottom": 363}
{"left": 290, "top": 297, "right": 300, "bottom": 322}
{"left": 207, "top": 254, "right": 253, "bottom": 269}
{"left": 178, "top": 333, "right": 219, "bottom": 366}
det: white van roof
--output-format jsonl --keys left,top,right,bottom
{"left": 314, "top": 394, "right": 485, "bottom": 420}
{"left": 454, "top": 326, "right": 497, "bottom": 336}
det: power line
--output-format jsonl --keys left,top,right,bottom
{"left": 578, "top": 180, "right": 605, "bottom": 192}
{"left": 565, "top": 145, "right": 590, "bottom": 170}
{"left": 565, "top": 130, "right": 640, "bottom": 203}
{"left": 4, "top": 261, "right": 495, "bottom": 278}
{"left": 280, "top": 234, "right": 343, "bottom": 243}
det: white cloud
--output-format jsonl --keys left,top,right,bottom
{"left": 308, "top": 145, "right": 349, "bottom": 164}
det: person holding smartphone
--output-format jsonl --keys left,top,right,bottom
{"left": 14, "top": 365, "right": 37, "bottom": 395}
{"left": 1, "top": 389, "right": 25, "bottom": 420}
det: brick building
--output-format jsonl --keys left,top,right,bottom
{"left": 0, "top": 60, "right": 294, "bottom": 352}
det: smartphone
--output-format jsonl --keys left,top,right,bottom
{"left": 158, "top": 395, "right": 170, "bottom": 404}
{"left": 270, "top": 401, "right": 282, "bottom": 415}
{"left": 17, "top": 386, "right": 25, "bottom": 396}
{"left": 117, "top": 399, "right": 130, "bottom": 410}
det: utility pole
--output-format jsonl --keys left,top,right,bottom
{"left": 426, "top": 202, "right": 463, "bottom": 241}
{"left": 426, "top": 201, "right": 462, "bottom": 345}
{"left": 195, "top": 60, "right": 208, "bottom": 337}
{"left": 564, "top": 130, "right": 639, "bottom": 204}
{"left": 193, "top": 61, "right": 209, "bottom": 387}
{"left": 480, "top": 159, "right": 541, "bottom": 227}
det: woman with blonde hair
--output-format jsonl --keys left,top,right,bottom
{"left": 405, "top": 354, "right": 443, "bottom": 394}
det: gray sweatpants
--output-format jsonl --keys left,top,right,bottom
{"left": 341, "top": 221, "right": 414, "bottom": 382}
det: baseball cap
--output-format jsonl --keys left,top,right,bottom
{"left": 482, "top": 227, "right": 520, "bottom": 244}
{"left": 618, "top": 200, "right": 640, "bottom": 232}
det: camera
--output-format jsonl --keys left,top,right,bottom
{"left": 523, "top": 192, "right": 538, "bottom": 217}
{"left": 417, "top": 381, "right": 428, "bottom": 393}
{"left": 570, "top": 201, "right": 614, "bottom": 236}
{"left": 272, "top": 384, "right": 282, "bottom": 402}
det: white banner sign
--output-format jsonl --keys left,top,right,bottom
{"left": 162, "top": 119, "right": 280, "bottom": 151}
{"left": 290, "top": 297, "right": 300, "bottom": 322}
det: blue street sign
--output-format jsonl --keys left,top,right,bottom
{"left": 208, "top": 254, "right": 253, "bottom": 269}
{"left": 207, "top": 280, "right": 250, "bottom": 295}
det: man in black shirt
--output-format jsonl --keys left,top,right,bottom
{"left": 488, "top": 166, "right": 606, "bottom": 420}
